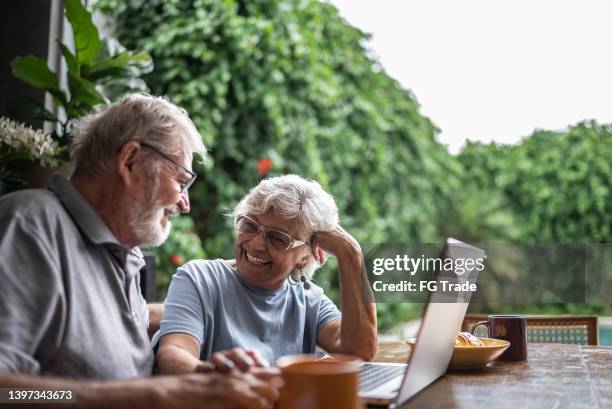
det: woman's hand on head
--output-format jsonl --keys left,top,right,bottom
{"left": 311, "top": 226, "right": 362, "bottom": 262}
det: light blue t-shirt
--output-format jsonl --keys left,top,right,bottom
{"left": 154, "top": 259, "right": 341, "bottom": 364}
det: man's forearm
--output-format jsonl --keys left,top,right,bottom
{"left": 0, "top": 373, "right": 159, "bottom": 409}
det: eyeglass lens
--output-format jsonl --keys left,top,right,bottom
{"left": 237, "top": 217, "right": 292, "bottom": 250}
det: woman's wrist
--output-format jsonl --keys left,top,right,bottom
{"left": 334, "top": 238, "right": 362, "bottom": 260}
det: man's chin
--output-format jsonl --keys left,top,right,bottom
{"left": 155, "top": 222, "right": 172, "bottom": 246}
{"left": 139, "top": 222, "right": 171, "bottom": 248}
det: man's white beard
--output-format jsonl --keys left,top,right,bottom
{"left": 129, "top": 185, "right": 178, "bottom": 248}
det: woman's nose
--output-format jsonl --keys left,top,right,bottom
{"left": 249, "top": 229, "right": 267, "bottom": 249}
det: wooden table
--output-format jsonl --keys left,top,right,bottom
{"left": 372, "top": 341, "right": 612, "bottom": 409}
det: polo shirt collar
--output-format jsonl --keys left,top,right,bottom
{"left": 48, "top": 173, "right": 143, "bottom": 272}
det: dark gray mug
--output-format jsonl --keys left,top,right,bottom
{"left": 471, "top": 315, "right": 527, "bottom": 361}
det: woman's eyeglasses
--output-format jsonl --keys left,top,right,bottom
{"left": 236, "top": 215, "right": 308, "bottom": 251}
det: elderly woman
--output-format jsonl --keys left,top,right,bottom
{"left": 155, "top": 175, "right": 377, "bottom": 373}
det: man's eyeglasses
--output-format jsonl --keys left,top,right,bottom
{"left": 140, "top": 143, "right": 197, "bottom": 192}
{"left": 236, "top": 215, "right": 309, "bottom": 251}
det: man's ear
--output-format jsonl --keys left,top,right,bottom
{"left": 116, "top": 141, "right": 141, "bottom": 187}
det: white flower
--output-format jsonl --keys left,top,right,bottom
{"left": 0, "top": 116, "right": 62, "bottom": 167}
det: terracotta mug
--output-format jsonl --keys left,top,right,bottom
{"left": 276, "top": 354, "right": 363, "bottom": 409}
{"left": 471, "top": 315, "right": 527, "bottom": 361}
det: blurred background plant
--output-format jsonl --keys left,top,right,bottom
{"left": 94, "top": 0, "right": 612, "bottom": 329}
{"left": 0, "top": 116, "right": 63, "bottom": 189}
{"left": 95, "top": 0, "right": 458, "bottom": 317}
{"left": 1, "top": 0, "right": 151, "bottom": 191}
{"left": 154, "top": 217, "right": 207, "bottom": 300}
{"left": 4, "top": 0, "right": 609, "bottom": 332}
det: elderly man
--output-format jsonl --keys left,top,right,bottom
{"left": 0, "top": 94, "right": 280, "bottom": 408}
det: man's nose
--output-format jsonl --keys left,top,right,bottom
{"left": 178, "top": 189, "right": 190, "bottom": 214}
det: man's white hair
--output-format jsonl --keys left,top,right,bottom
{"left": 232, "top": 174, "right": 339, "bottom": 280}
{"left": 70, "top": 93, "right": 206, "bottom": 175}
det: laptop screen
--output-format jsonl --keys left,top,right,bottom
{"left": 395, "top": 238, "right": 485, "bottom": 405}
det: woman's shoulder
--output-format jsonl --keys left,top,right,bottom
{"left": 177, "top": 259, "right": 238, "bottom": 285}
{"left": 291, "top": 280, "right": 327, "bottom": 302}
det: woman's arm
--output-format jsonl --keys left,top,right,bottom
{"left": 156, "top": 333, "right": 270, "bottom": 374}
{"left": 156, "top": 333, "right": 204, "bottom": 374}
{"left": 314, "top": 227, "right": 377, "bottom": 361}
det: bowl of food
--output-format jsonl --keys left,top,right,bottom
{"left": 406, "top": 332, "right": 510, "bottom": 370}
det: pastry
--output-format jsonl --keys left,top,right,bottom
{"left": 455, "top": 332, "right": 484, "bottom": 347}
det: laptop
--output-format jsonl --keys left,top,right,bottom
{"left": 359, "top": 238, "right": 486, "bottom": 407}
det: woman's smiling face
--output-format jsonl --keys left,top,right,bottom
{"left": 235, "top": 211, "right": 311, "bottom": 289}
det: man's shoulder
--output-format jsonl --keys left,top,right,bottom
{"left": 0, "top": 188, "right": 66, "bottom": 227}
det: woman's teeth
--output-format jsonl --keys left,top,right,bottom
{"left": 246, "top": 252, "right": 269, "bottom": 265}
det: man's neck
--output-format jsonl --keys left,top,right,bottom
{"left": 71, "top": 173, "right": 139, "bottom": 249}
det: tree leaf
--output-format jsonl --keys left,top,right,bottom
{"left": 67, "top": 71, "right": 108, "bottom": 107}
{"left": 64, "top": 0, "right": 101, "bottom": 64}
{"left": 10, "top": 55, "right": 67, "bottom": 105}
{"left": 59, "top": 42, "right": 79, "bottom": 75}
{"left": 82, "top": 51, "right": 153, "bottom": 80}
{"left": 11, "top": 55, "right": 60, "bottom": 92}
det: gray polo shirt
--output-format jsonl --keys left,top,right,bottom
{"left": 0, "top": 174, "right": 154, "bottom": 379}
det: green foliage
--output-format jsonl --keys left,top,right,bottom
{"left": 437, "top": 183, "right": 523, "bottom": 243}
{"left": 9, "top": 0, "right": 152, "bottom": 151}
{"left": 458, "top": 122, "right": 612, "bottom": 314}
{"left": 11, "top": 56, "right": 64, "bottom": 100}
{"left": 3, "top": 0, "right": 153, "bottom": 192}
{"left": 96, "top": 0, "right": 612, "bottom": 330}
{"left": 64, "top": 0, "right": 102, "bottom": 64}
{"left": 151, "top": 216, "right": 207, "bottom": 301}
{"left": 97, "top": 0, "right": 459, "bottom": 329}
{"left": 506, "top": 123, "right": 612, "bottom": 243}
{"left": 459, "top": 122, "right": 612, "bottom": 244}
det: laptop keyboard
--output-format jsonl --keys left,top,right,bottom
{"left": 360, "top": 363, "right": 406, "bottom": 391}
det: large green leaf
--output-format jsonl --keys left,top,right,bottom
{"left": 67, "top": 71, "right": 108, "bottom": 108}
{"left": 82, "top": 51, "right": 152, "bottom": 81}
{"left": 64, "top": 0, "right": 101, "bottom": 64}
{"left": 11, "top": 55, "right": 59, "bottom": 91}
{"left": 59, "top": 42, "right": 79, "bottom": 75}
{"left": 11, "top": 55, "right": 67, "bottom": 105}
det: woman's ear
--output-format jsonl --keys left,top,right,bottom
{"left": 312, "top": 245, "right": 327, "bottom": 265}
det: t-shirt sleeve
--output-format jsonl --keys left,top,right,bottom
{"left": 317, "top": 293, "right": 341, "bottom": 331}
{"left": 0, "top": 216, "right": 63, "bottom": 374}
{"left": 156, "top": 264, "right": 211, "bottom": 348}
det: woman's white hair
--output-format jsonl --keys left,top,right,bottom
{"left": 70, "top": 93, "right": 206, "bottom": 175}
{"left": 232, "top": 174, "right": 339, "bottom": 280}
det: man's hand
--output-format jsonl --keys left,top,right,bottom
{"left": 152, "top": 370, "right": 282, "bottom": 409}
{"left": 0, "top": 370, "right": 283, "bottom": 409}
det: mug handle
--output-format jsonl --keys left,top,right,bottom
{"left": 471, "top": 321, "right": 489, "bottom": 336}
